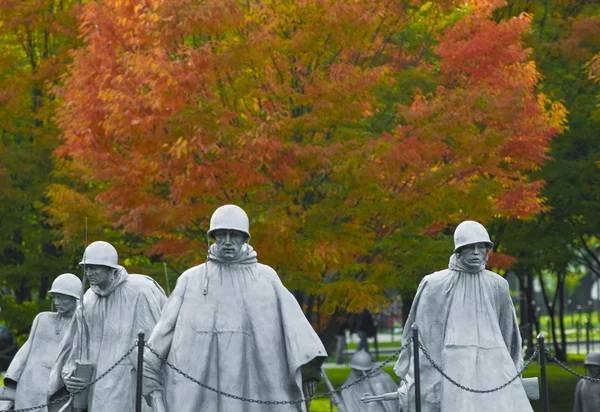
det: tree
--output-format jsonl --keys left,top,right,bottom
{"left": 494, "top": 0, "right": 600, "bottom": 360}
{"left": 0, "top": 0, "right": 83, "bottom": 341}
{"left": 49, "top": 0, "right": 564, "bottom": 345}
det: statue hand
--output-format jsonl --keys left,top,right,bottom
{"left": 149, "top": 390, "right": 167, "bottom": 412}
{"left": 0, "top": 400, "right": 14, "bottom": 411}
{"left": 64, "top": 376, "right": 87, "bottom": 393}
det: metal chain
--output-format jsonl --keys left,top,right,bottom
{"left": 2, "top": 344, "right": 137, "bottom": 412}
{"left": 544, "top": 349, "right": 600, "bottom": 383}
{"left": 418, "top": 341, "right": 540, "bottom": 394}
{"left": 146, "top": 337, "right": 412, "bottom": 405}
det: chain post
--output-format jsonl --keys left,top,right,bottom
{"left": 136, "top": 331, "right": 145, "bottom": 412}
{"left": 537, "top": 334, "right": 550, "bottom": 412}
{"left": 412, "top": 323, "right": 421, "bottom": 412}
{"left": 586, "top": 320, "right": 590, "bottom": 354}
{"left": 576, "top": 321, "right": 581, "bottom": 355}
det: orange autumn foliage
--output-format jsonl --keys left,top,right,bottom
{"left": 48, "top": 0, "right": 565, "bottom": 312}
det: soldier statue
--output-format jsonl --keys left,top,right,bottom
{"left": 394, "top": 221, "right": 533, "bottom": 412}
{"left": 143, "top": 204, "right": 327, "bottom": 412}
{"left": 1, "top": 274, "right": 81, "bottom": 412}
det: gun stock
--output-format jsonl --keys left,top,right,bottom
{"left": 320, "top": 367, "right": 346, "bottom": 412}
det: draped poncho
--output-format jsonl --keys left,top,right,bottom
{"left": 394, "top": 255, "right": 532, "bottom": 412}
{"left": 143, "top": 244, "right": 327, "bottom": 412}
{"left": 572, "top": 378, "right": 600, "bottom": 412}
{"left": 340, "top": 369, "right": 398, "bottom": 412}
{"left": 3, "top": 312, "right": 73, "bottom": 412}
{"left": 48, "top": 268, "right": 166, "bottom": 412}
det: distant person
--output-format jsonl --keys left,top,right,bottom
{"left": 394, "top": 220, "right": 533, "bottom": 412}
{"left": 335, "top": 316, "right": 350, "bottom": 365}
{"left": 340, "top": 350, "right": 397, "bottom": 412}
{"left": 350, "top": 309, "right": 376, "bottom": 353}
{"left": 1, "top": 274, "right": 81, "bottom": 412}
{"left": 572, "top": 352, "right": 600, "bottom": 412}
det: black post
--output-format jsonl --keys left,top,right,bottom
{"left": 586, "top": 321, "right": 591, "bottom": 354}
{"left": 412, "top": 323, "right": 421, "bottom": 412}
{"left": 538, "top": 334, "right": 550, "bottom": 412}
{"left": 576, "top": 322, "right": 581, "bottom": 355}
{"left": 136, "top": 331, "right": 145, "bottom": 412}
{"left": 374, "top": 328, "right": 380, "bottom": 362}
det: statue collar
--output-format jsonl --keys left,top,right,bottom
{"left": 448, "top": 253, "right": 486, "bottom": 274}
{"left": 208, "top": 243, "right": 258, "bottom": 265}
{"left": 90, "top": 266, "right": 129, "bottom": 296}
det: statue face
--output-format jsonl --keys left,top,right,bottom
{"left": 456, "top": 242, "right": 488, "bottom": 270}
{"left": 52, "top": 293, "right": 77, "bottom": 315}
{"left": 588, "top": 365, "right": 600, "bottom": 378}
{"left": 213, "top": 229, "right": 246, "bottom": 260}
{"left": 86, "top": 264, "right": 115, "bottom": 289}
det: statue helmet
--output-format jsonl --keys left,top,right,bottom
{"left": 48, "top": 273, "right": 82, "bottom": 299}
{"left": 79, "top": 241, "right": 119, "bottom": 269}
{"left": 207, "top": 204, "right": 250, "bottom": 241}
{"left": 349, "top": 349, "right": 374, "bottom": 371}
{"left": 584, "top": 352, "right": 600, "bottom": 367}
{"left": 453, "top": 220, "right": 494, "bottom": 253}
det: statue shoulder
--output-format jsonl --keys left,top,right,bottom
{"left": 484, "top": 270, "right": 510, "bottom": 289}
{"left": 172, "top": 264, "right": 206, "bottom": 287}
{"left": 256, "top": 263, "right": 283, "bottom": 283}
{"left": 126, "top": 274, "right": 167, "bottom": 296}
{"left": 423, "top": 268, "right": 451, "bottom": 283}
{"left": 127, "top": 274, "right": 157, "bottom": 288}
{"left": 33, "top": 311, "right": 54, "bottom": 324}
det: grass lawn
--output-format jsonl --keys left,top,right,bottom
{"left": 311, "top": 361, "right": 586, "bottom": 412}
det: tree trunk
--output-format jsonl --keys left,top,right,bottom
{"left": 401, "top": 295, "right": 414, "bottom": 329}
{"left": 517, "top": 267, "right": 536, "bottom": 357}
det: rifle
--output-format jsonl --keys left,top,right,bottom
{"left": 163, "top": 262, "right": 171, "bottom": 295}
{"left": 74, "top": 218, "right": 94, "bottom": 412}
{"left": 359, "top": 378, "right": 539, "bottom": 403}
{"left": 361, "top": 390, "right": 399, "bottom": 403}
{"left": 320, "top": 367, "right": 346, "bottom": 412}
{"left": 149, "top": 391, "right": 167, "bottom": 412}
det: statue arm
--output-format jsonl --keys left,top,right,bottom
{"left": 496, "top": 278, "right": 524, "bottom": 370}
{"left": 128, "top": 280, "right": 168, "bottom": 367}
{"left": 572, "top": 380, "right": 583, "bottom": 412}
{"left": 47, "top": 309, "right": 80, "bottom": 397}
{"left": 4, "top": 313, "right": 41, "bottom": 384}
{"left": 142, "top": 272, "right": 188, "bottom": 399}
{"left": 394, "top": 277, "right": 429, "bottom": 380}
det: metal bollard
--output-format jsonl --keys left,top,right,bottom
{"left": 586, "top": 321, "right": 591, "bottom": 354}
{"left": 576, "top": 322, "right": 580, "bottom": 355}
{"left": 537, "top": 334, "right": 550, "bottom": 412}
{"left": 136, "top": 331, "right": 145, "bottom": 412}
{"left": 412, "top": 323, "right": 421, "bottom": 412}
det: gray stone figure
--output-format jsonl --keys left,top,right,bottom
{"left": 335, "top": 317, "right": 349, "bottom": 365}
{"left": 48, "top": 241, "right": 167, "bottom": 412}
{"left": 0, "top": 274, "right": 81, "bottom": 412}
{"left": 573, "top": 352, "right": 600, "bottom": 412}
{"left": 143, "top": 204, "right": 327, "bottom": 412}
{"left": 341, "top": 350, "right": 397, "bottom": 412}
{"left": 394, "top": 220, "right": 533, "bottom": 412}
